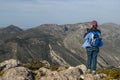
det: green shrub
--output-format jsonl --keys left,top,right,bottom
{"left": 0, "top": 71, "right": 4, "bottom": 76}
{"left": 97, "top": 69, "right": 120, "bottom": 80}
{"left": 21, "top": 59, "right": 50, "bottom": 70}
{"left": 50, "top": 65, "right": 69, "bottom": 71}
{"left": 50, "top": 66, "right": 59, "bottom": 71}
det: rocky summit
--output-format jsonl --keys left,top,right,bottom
{"left": 0, "top": 22, "right": 120, "bottom": 69}
{"left": 0, "top": 59, "right": 110, "bottom": 80}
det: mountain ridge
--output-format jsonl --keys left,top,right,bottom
{"left": 0, "top": 22, "right": 119, "bottom": 68}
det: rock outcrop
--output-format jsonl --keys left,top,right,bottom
{"left": 0, "top": 59, "right": 21, "bottom": 71}
{"left": 2, "top": 67, "right": 33, "bottom": 80}
{"left": 0, "top": 59, "right": 110, "bottom": 80}
{"left": 35, "top": 64, "right": 87, "bottom": 80}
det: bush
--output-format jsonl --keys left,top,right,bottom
{"left": 0, "top": 71, "right": 4, "bottom": 76}
{"left": 97, "top": 69, "right": 120, "bottom": 80}
{"left": 50, "top": 65, "right": 69, "bottom": 71}
{"left": 21, "top": 59, "right": 50, "bottom": 70}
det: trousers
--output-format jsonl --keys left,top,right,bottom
{"left": 86, "top": 47, "right": 99, "bottom": 71}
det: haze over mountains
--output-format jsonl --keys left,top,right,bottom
{"left": 0, "top": 22, "right": 120, "bottom": 68}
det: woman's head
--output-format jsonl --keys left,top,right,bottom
{"left": 90, "top": 20, "right": 98, "bottom": 28}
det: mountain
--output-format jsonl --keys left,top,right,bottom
{"left": 0, "top": 22, "right": 120, "bottom": 68}
{"left": 0, "top": 25, "right": 23, "bottom": 34}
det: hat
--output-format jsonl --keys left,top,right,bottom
{"left": 90, "top": 20, "right": 97, "bottom": 27}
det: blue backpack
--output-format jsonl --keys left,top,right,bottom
{"left": 90, "top": 32, "right": 103, "bottom": 48}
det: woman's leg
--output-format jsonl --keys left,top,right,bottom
{"left": 86, "top": 48, "right": 93, "bottom": 70}
{"left": 92, "top": 48, "right": 99, "bottom": 71}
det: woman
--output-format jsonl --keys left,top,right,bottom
{"left": 82, "top": 20, "right": 103, "bottom": 74}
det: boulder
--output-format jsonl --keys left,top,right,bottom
{"left": 35, "top": 67, "right": 52, "bottom": 80}
{"left": 35, "top": 64, "right": 87, "bottom": 80}
{"left": 2, "top": 67, "right": 33, "bottom": 80}
{"left": 59, "top": 64, "right": 86, "bottom": 80}
{"left": 41, "top": 60, "right": 50, "bottom": 68}
{"left": 0, "top": 59, "right": 21, "bottom": 71}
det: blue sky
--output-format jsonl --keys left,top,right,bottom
{"left": 0, "top": 0, "right": 120, "bottom": 28}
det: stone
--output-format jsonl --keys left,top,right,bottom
{"left": 35, "top": 64, "right": 87, "bottom": 80}
{"left": 2, "top": 67, "right": 33, "bottom": 80}
{"left": 0, "top": 59, "right": 21, "bottom": 71}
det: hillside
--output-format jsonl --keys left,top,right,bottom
{"left": 0, "top": 22, "right": 120, "bottom": 69}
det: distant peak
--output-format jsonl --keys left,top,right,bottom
{"left": 101, "top": 22, "right": 119, "bottom": 27}
{"left": 102, "top": 22, "right": 118, "bottom": 26}
{"left": 7, "top": 24, "right": 19, "bottom": 28}
{"left": 1, "top": 25, "right": 24, "bottom": 34}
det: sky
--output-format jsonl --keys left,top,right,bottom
{"left": 0, "top": 0, "right": 120, "bottom": 28}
